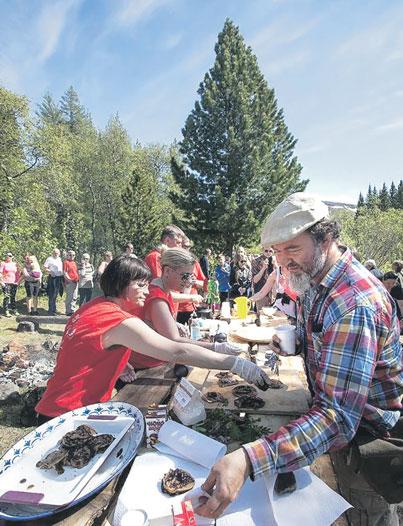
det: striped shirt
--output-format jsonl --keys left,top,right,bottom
{"left": 244, "top": 248, "right": 402, "bottom": 477}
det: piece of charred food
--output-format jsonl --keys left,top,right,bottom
{"left": 216, "top": 372, "right": 240, "bottom": 387}
{"left": 204, "top": 391, "right": 228, "bottom": 405}
{"left": 234, "top": 395, "right": 265, "bottom": 409}
{"left": 60, "top": 424, "right": 97, "bottom": 448}
{"left": 232, "top": 385, "right": 257, "bottom": 397}
{"left": 161, "top": 468, "right": 195, "bottom": 496}
{"left": 274, "top": 472, "right": 297, "bottom": 495}
{"left": 36, "top": 448, "right": 69, "bottom": 475}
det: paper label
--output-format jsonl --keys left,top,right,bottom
{"left": 174, "top": 378, "right": 196, "bottom": 409}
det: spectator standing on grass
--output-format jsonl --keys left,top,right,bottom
{"left": 199, "top": 248, "right": 212, "bottom": 279}
{"left": 251, "top": 247, "right": 276, "bottom": 310}
{"left": 78, "top": 253, "right": 94, "bottom": 306}
{"left": 0, "top": 252, "right": 20, "bottom": 317}
{"left": 364, "top": 259, "right": 383, "bottom": 280}
{"left": 44, "top": 248, "right": 64, "bottom": 316}
{"left": 92, "top": 251, "right": 113, "bottom": 298}
{"left": 230, "top": 257, "right": 252, "bottom": 298}
{"left": 122, "top": 242, "right": 137, "bottom": 258}
{"left": 21, "top": 255, "right": 42, "bottom": 315}
{"left": 215, "top": 254, "right": 231, "bottom": 303}
{"left": 63, "top": 250, "right": 79, "bottom": 315}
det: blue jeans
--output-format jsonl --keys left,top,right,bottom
{"left": 47, "top": 276, "right": 63, "bottom": 313}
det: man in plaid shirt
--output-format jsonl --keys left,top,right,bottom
{"left": 197, "top": 193, "right": 402, "bottom": 524}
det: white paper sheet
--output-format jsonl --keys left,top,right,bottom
{"left": 112, "top": 451, "right": 214, "bottom": 525}
{"left": 266, "top": 468, "right": 351, "bottom": 526}
{"left": 153, "top": 420, "right": 226, "bottom": 469}
{"left": 217, "top": 477, "right": 277, "bottom": 526}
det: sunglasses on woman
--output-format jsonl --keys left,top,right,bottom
{"left": 170, "top": 268, "right": 195, "bottom": 282}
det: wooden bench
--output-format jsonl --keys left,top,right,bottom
{"left": 16, "top": 315, "right": 69, "bottom": 332}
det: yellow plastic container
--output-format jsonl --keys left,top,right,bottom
{"left": 234, "top": 296, "right": 252, "bottom": 319}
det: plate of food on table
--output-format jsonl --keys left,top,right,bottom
{"left": 0, "top": 401, "right": 144, "bottom": 521}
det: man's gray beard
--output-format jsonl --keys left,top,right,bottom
{"left": 288, "top": 244, "right": 327, "bottom": 297}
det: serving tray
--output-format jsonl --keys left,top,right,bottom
{"left": 0, "top": 402, "right": 144, "bottom": 521}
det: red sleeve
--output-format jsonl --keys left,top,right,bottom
{"left": 194, "top": 260, "right": 207, "bottom": 292}
{"left": 145, "top": 251, "right": 162, "bottom": 278}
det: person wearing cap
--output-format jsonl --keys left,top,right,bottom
{"left": 0, "top": 252, "right": 20, "bottom": 317}
{"left": 196, "top": 193, "right": 402, "bottom": 525}
{"left": 78, "top": 253, "right": 94, "bottom": 306}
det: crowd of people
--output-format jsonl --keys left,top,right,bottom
{"left": 0, "top": 230, "right": 402, "bottom": 334}
{"left": 0, "top": 193, "right": 402, "bottom": 525}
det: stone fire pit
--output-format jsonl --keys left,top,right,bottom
{"left": 0, "top": 340, "right": 59, "bottom": 426}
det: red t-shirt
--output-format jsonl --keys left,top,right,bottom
{"left": 144, "top": 249, "right": 162, "bottom": 279}
{"left": 63, "top": 260, "right": 79, "bottom": 282}
{"left": 128, "top": 284, "right": 175, "bottom": 370}
{"left": 36, "top": 297, "right": 136, "bottom": 417}
{"left": 177, "top": 260, "right": 206, "bottom": 313}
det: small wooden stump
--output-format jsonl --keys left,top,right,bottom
{"left": 16, "top": 321, "right": 37, "bottom": 332}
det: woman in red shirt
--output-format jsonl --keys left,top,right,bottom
{"left": 129, "top": 248, "right": 240, "bottom": 370}
{"left": 36, "top": 255, "right": 269, "bottom": 420}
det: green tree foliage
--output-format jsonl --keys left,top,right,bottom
{"left": 378, "top": 183, "right": 390, "bottom": 211}
{"left": 397, "top": 180, "right": 403, "bottom": 209}
{"left": 171, "top": 19, "right": 307, "bottom": 253}
{"left": 117, "top": 147, "right": 175, "bottom": 255}
{"left": 389, "top": 181, "right": 397, "bottom": 208}
{"left": 333, "top": 208, "right": 403, "bottom": 269}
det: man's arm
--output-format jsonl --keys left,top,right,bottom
{"left": 196, "top": 307, "right": 382, "bottom": 518}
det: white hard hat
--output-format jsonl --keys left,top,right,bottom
{"left": 261, "top": 192, "right": 329, "bottom": 246}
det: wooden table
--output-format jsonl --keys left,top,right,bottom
{"left": 0, "top": 322, "right": 347, "bottom": 526}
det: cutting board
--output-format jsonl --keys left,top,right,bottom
{"left": 201, "top": 367, "right": 311, "bottom": 416}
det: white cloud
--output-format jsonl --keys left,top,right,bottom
{"left": 249, "top": 14, "right": 321, "bottom": 51}
{"left": 114, "top": 0, "right": 170, "bottom": 27}
{"left": 336, "top": 5, "right": 403, "bottom": 60}
{"left": 374, "top": 118, "right": 403, "bottom": 134}
{"left": 36, "top": 0, "right": 78, "bottom": 63}
{"left": 262, "top": 48, "right": 309, "bottom": 75}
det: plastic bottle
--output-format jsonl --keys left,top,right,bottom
{"left": 189, "top": 317, "right": 201, "bottom": 341}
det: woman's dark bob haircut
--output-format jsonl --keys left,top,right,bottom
{"left": 100, "top": 255, "right": 151, "bottom": 297}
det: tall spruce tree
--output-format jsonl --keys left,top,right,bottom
{"left": 171, "top": 19, "right": 307, "bottom": 252}
{"left": 378, "top": 183, "right": 390, "bottom": 211}
{"left": 389, "top": 181, "right": 397, "bottom": 208}
{"left": 355, "top": 192, "right": 365, "bottom": 218}
{"left": 397, "top": 180, "right": 403, "bottom": 209}
{"left": 60, "top": 86, "right": 90, "bottom": 133}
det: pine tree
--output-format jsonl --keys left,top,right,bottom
{"left": 397, "top": 180, "right": 403, "bottom": 209}
{"left": 355, "top": 192, "right": 365, "bottom": 218}
{"left": 378, "top": 183, "right": 390, "bottom": 211}
{"left": 171, "top": 19, "right": 307, "bottom": 252}
{"left": 365, "top": 184, "right": 373, "bottom": 205}
{"left": 389, "top": 181, "right": 398, "bottom": 208}
{"left": 117, "top": 152, "right": 172, "bottom": 255}
{"left": 60, "top": 86, "right": 90, "bottom": 133}
{"left": 36, "top": 93, "right": 63, "bottom": 125}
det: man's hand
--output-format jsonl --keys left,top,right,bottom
{"left": 195, "top": 449, "right": 251, "bottom": 518}
{"left": 270, "top": 334, "right": 301, "bottom": 356}
{"left": 118, "top": 363, "right": 136, "bottom": 383}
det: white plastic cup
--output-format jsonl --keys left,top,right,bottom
{"left": 274, "top": 325, "right": 296, "bottom": 355}
{"left": 220, "top": 301, "right": 231, "bottom": 319}
{"left": 120, "top": 509, "right": 149, "bottom": 526}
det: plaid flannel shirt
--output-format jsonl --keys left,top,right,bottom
{"left": 244, "top": 248, "right": 403, "bottom": 477}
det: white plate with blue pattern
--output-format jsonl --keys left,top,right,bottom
{"left": 0, "top": 402, "right": 144, "bottom": 521}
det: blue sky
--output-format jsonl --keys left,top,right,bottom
{"left": 1, "top": 0, "right": 403, "bottom": 204}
